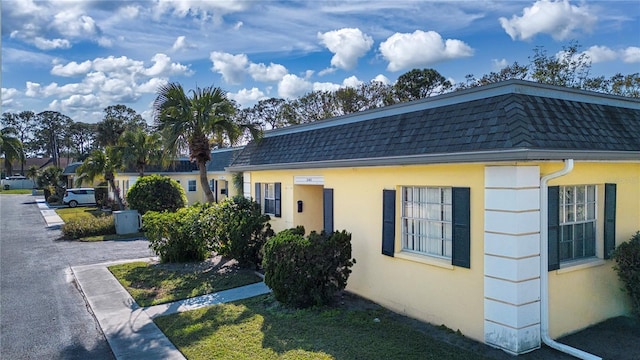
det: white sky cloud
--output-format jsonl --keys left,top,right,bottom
{"left": 248, "top": 63, "right": 288, "bottom": 82}
{"left": 318, "top": 28, "right": 373, "bottom": 70}
{"left": 621, "top": 47, "right": 640, "bottom": 63}
{"left": 583, "top": 46, "right": 618, "bottom": 64}
{"left": 379, "top": 30, "right": 473, "bottom": 71}
{"left": 229, "top": 87, "right": 266, "bottom": 107}
{"left": 1, "top": 88, "right": 20, "bottom": 107}
{"left": 278, "top": 74, "right": 313, "bottom": 99}
{"left": 33, "top": 37, "right": 71, "bottom": 50}
{"left": 499, "top": 0, "right": 596, "bottom": 41}
{"left": 171, "top": 36, "right": 196, "bottom": 52}
{"left": 342, "top": 76, "right": 363, "bottom": 88}
{"left": 210, "top": 52, "right": 250, "bottom": 84}
{"left": 52, "top": 9, "right": 99, "bottom": 38}
{"left": 51, "top": 60, "right": 93, "bottom": 77}
{"left": 492, "top": 58, "right": 509, "bottom": 71}
{"left": 372, "top": 74, "right": 390, "bottom": 85}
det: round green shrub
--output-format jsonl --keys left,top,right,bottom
{"left": 143, "top": 204, "right": 215, "bottom": 263}
{"left": 212, "top": 196, "right": 274, "bottom": 269}
{"left": 612, "top": 231, "right": 640, "bottom": 317}
{"left": 263, "top": 227, "right": 355, "bottom": 308}
{"left": 126, "top": 174, "right": 186, "bottom": 214}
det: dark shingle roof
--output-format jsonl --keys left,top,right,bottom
{"left": 207, "top": 147, "right": 243, "bottom": 172}
{"left": 120, "top": 159, "right": 198, "bottom": 174}
{"left": 230, "top": 80, "right": 640, "bottom": 170}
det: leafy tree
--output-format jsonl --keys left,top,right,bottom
{"left": 126, "top": 174, "right": 186, "bottom": 214}
{"left": 33, "top": 111, "right": 72, "bottom": 167}
{"left": 36, "top": 166, "right": 65, "bottom": 200}
{"left": 1, "top": 126, "right": 23, "bottom": 178}
{"left": 75, "top": 147, "right": 125, "bottom": 210}
{"left": 1, "top": 111, "right": 35, "bottom": 172}
{"left": 529, "top": 42, "right": 592, "bottom": 88}
{"left": 154, "top": 83, "right": 259, "bottom": 203}
{"left": 96, "top": 105, "right": 146, "bottom": 147}
{"left": 393, "top": 68, "right": 452, "bottom": 102}
{"left": 67, "top": 122, "right": 97, "bottom": 161}
{"left": 458, "top": 62, "right": 529, "bottom": 89}
{"left": 117, "top": 128, "right": 164, "bottom": 176}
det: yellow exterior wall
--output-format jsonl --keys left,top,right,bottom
{"left": 292, "top": 185, "right": 324, "bottom": 233}
{"left": 543, "top": 162, "right": 638, "bottom": 338}
{"left": 115, "top": 172, "right": 241, "bottom": 206}
{"left": 251, "top": 164, "right": 487, "bottom": 342}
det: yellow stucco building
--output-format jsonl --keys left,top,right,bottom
{"left": 228, "top": 80, "right": 640, "bottom": 355}
{"left": 113, "top": 147, "right": 243, "bottom": 206}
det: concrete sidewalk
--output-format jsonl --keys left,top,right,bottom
{"left": 35, "top": 198, "right": 64, "bottom": 228}
{"left": 72, "top": 259, "right": 271, "bottom": 360}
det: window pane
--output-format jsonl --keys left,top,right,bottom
{"left": 443, "top": 239, "right": 452, "bottom": 258}
{"left": 587, "top": 185, "right": 595, "bottom": 202}
{"left": 564, "top": 187, "right": 574, "bottom": 204}
{"left": 565, "top": 205, "right": 575, "bottom": 222}
{"left": 400, "top": 186, "right": 452, "bottom": 258}
{"left": 576, "top": 204, "right": 585, "bottom": 221}
{"left": 585, "top": 223, "right": 596, "bottom": 257}
{"left": 587, "top": 203, "right": 595, "bottom": 220}
{"left": 576, "top": 186, "right": 586, "bottom": 204}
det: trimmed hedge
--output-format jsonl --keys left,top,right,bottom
{"left": 612, "top": 231, "right": 640, "bottom": 317}
{"left": 143, "top": 203, "right": 215, "bottom": 263}
{"left": 61, "top": 215, "right": 116, "bottom": 239}
{"left": 127, "top": 174, "right": 186, "bottom": 214}
{"left": 263, "top": 227, "right": 355, "bottom": 308}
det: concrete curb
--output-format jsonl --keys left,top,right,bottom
{"left": 36, "top": 198, "right": 65, "bottom": 228}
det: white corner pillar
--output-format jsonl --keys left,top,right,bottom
{"left": 484, "top": 166, "right": 541, "bottom": 355}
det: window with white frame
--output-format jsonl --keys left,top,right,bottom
{"left": 188, "top": 180, "right": 196, "bottom": 192}
{"left": 559, "top": 185, "right": 597, "bottom": 261}
{"left": 264, "top": 183, "right": 276, "bottom": 214}
{"left": 401, "top": 186, "right": 453, "bottom": 258}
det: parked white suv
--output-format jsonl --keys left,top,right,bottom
{"left": 63, "top": 188, "right": 96, "bottom": 208}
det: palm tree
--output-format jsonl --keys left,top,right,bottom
{"left": 118, "top": 128, "right": 164, "bottom": 176}
{"left": 26, "top": 165, "right": 39, "bottom": 188}
{"left": 153, "top": 83, "right": 259, "bottom": 203}
{"left": 1, "top": 127, "right": 23, "bottom": 178}
{"left": 75, "top": 147, "right": 125, "bottom": 209}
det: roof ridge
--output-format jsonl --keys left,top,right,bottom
{"left": 502, "top": 94, "right": 533, "bottom": 148}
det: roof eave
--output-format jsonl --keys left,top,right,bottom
{"left": 227, "top": 149, "right": 640, "bottom": 171}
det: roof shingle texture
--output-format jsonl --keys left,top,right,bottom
{"left": 231, "top": 93, "right": 640, "bottom": 167}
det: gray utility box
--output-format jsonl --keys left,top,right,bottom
{"left": 113, "top": 210, "right": 142, "bottom": 235}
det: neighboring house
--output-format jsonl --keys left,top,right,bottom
{"left": 227, "top": 79, "right": 640, "bottom": 355}
{"left": 206, "top": 147, "right": 244, "bottom": 202}
{"left": 10, "top": 157, "right": 74, "bottom": 177}
{"left": 62, "top": 162, "right": 83, "bottom": 188}
{"left": 113, "top": 147, "right": 243, "bottom": 205}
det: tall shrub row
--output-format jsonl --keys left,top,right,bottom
{"left": 142, "top": 196, "right": 274, "bottom": 265}
{"left": 263, "top": 227, "right": 355, "bottom": 308}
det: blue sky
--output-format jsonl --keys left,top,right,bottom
{"left": 2, "top": 0, "right": 639, "bottom": 124}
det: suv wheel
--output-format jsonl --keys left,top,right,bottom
{"left": 68, "top": 200, "right": 78, "bottom": 208}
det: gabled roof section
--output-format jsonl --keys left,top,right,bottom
{"left": 63, "top": 162, "right": 83, "bottom": 175}
{"left": 207, "top": 147, "right": 244, "bottom": 172}
{"left": 229, "top": 80, "right": 640, "bottom": 170}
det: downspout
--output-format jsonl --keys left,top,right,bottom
{"left": 540, "top": 159, "right": 601, "bottom": 360}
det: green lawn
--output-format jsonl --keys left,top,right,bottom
{"left": 55, "top": 206, "right": 104, "bottom": 222}
{"left": 0, "top": 189, "right": 33, "bottom": 194}
{"left": 108, "top": 261, "right": 262, "bottom": 307}
{"left": 155, "top": 294, "right": 483, "bottom": 360}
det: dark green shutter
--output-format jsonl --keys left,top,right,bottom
{"left": 451, "top": 187, "right": 471, "bottom": 268}
{"left": 604, "top": 183, "right": 617, "bottom": 259}
{"left": 323, "top": 188, "right": 334, "bottom": 234}
{"left": 548, "top": 186, "right": 560, "bottom": 271}
{"left": 255, "top": 183, "right": 261, "bottom": 205}
{"left": 274, "top": 182, "right": 281, "bottom": 218}
{"left": 382, "top": 189, "right": 396, "bottom": 257}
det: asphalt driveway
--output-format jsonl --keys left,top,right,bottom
{"left": 0, "top": 194, "right": 153, "bottom": 360}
